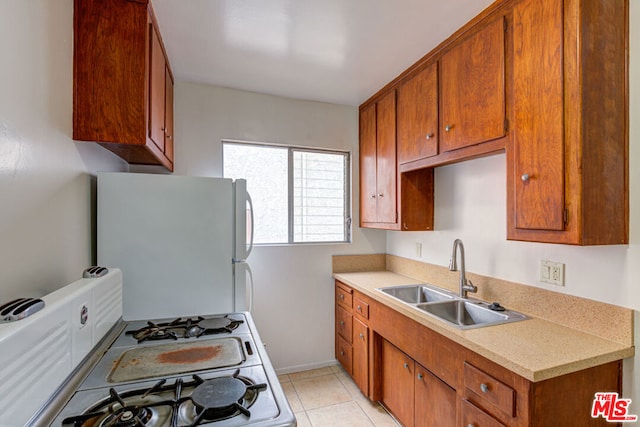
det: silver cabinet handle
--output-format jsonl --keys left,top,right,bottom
{"left": 426, "top": 133, "right": 434, "bottom": 139}
{"left": 521, "top": 173, "right": 530, "bottom": 182}
{"left": 166, "top": 135, "right": 172, "bottom": 140}
{"left": 339, "top": 294, "right": 344, "bottom": 300}
{"left": 445, "top": 125, "right": 453, "bottom": 132}
{"left": 403, "top": 363, "right": 409, "bottom": 369}
{"left": 378, "top": 193, "right": 384, "bottom": 198}
{"left": 417, "top": 373, "right": 423, "bottom": 380}
{"left": 359, "top": 333, "right": 365, "bottom": 339}
{"left": 340, "top": 321, "right": 344, "bottom": 326}
{"left": 340, "top": 350, "right": 345, "bottom": 356}
{"left": 369, "top": 194, "right": 376, "bottom": 199}
{"left": 468, "top": 424, "right": 476, "bottom": 427}
{"left": 480, "top": 383, "right": 489, "bottom": 393}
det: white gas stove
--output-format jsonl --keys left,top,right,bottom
{"left": 0, "top": 269, "right": 295, "bottom": 427}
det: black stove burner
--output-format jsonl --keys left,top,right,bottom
{"left": 102, "top": 406, "right": 153, "bottom": 426}
{"left": 62, "top": 370, "right": 267, "bottom": 427}
{"left": 126, "top": 315, "right": 243, "bottom": 343}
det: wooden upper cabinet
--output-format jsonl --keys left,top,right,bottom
{"left": 397, "top": 62, "right": 439, "bottom": 164}
{"left": 359, "top": 92, "right": 398, "bottom": 226}
{"left": 73, "top": 0, "right": 174, "bottom": 171}
{"left": 440, "top": 16, "right": 506, "bottom": 152}
{"left": 507, "top": 0, "right": 628, "bottom": 244}
{"left": 511, "top": 0, "right": 565, "bottom": 232}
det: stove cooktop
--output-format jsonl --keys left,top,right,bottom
{"left": 46, "top": 313, "right": 295, "bottom": 427}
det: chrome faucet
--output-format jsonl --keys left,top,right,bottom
{"left": 449, "top": 239, "right": 477, "bottom": 298}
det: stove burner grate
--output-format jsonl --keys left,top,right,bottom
{"left": 62, "top": 370, "right": 267, "bottom": 427}
{"left": 126, "top": 315, "right": 244, "bottom": 343}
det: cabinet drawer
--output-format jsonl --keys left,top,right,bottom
{"left": 336, "top": 334, "right": 353, "bottom": 375}
{"left": 464, "top": 362, "right": 515, "bottom": 418}
{"left": 336, "top": 305, "right": 353, "bottom": 343}
{"left": 354, "top": 298, "right": 369, "bottom": 319}
{"left": 336, "top": 284, "right": 353, "bottom": 309}
{"left": 461, "top": 399, "right": 506, "bottom": 427}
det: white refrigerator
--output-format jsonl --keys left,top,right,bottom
{"left": 97, "top": 172, "right": 253, "bottom": 320}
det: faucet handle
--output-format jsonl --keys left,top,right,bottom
{"left": 466, "top": 279, "right": 478, "bottom": 294}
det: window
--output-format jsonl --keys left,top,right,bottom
{"left": 223, "top": 141, "right": 351, "bottom": 244}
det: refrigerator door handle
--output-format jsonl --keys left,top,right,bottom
{"left": 246, "top": 192, "right": 254, "bottom": 259}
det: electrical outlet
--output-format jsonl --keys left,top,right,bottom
{"left": 540, "top": 260, "right": 565, "bottom": 286}
{"left": 415, "top": 242, "right": 423, "bottom": 258}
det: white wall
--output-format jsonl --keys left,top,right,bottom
{"left": 388, "top": 0, "right": 640, "bottom": 406}
{"left": 175, "top": 82, "right": 386, "bottom": 371}
{"left": 0, "top": 0, "right": 127, "bottom": 300}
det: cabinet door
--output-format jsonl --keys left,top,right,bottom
{"left": 149, "top": 24, "right": 166, "bottom": 152}
{"left": 415, "top": 364, "right": 456, "bottom": 427}
{"left": 359, "top": 104, "right": 378, "bottom": 224}
{"left": 461, "top": 400, "right": 506, "bottom": 427}
{"left": 352, "top": 318, "right": 369, "bottom": 396}
{"left": 375, "top": 90, "right": 398, "bottom": 223}
{"left": 440, "top": 17, "right": 506, "bottom": 152}
{"left": 512, "top": 0, "right": 565, "bottom": 231}
{"left": 164, "top": 66, "right": 174, "bottom": 162}
{"left": 397, "top": 63, "right": 439, "bottom": 164}
{"left": 381, "top": 340, "right": 414, "bottom": 427}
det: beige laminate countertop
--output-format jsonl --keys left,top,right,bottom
{"left": 333, "top": 271, "right": 634, "bottom": 382}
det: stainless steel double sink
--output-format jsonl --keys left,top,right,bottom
{"left": 376, "top": 284, "right": 528, "bottom": 330}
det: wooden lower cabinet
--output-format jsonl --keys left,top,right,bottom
{"left": 336, "top": 281, "right": 623, "bottom": 426}
{"left": 415, "top": 365, "right": 456, "bottom": 427}
{"left": 381, "top": 339, "right": 415, "bottom": 426}
{"left": 353, "top": 318, "right": 369, "bottom": 395}
{"left": 381, "top": 339, "right": 456, "bottom": 427}
{"left": 335, "top": 281, "right": 371, "bottom": 396}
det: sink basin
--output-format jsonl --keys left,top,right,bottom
{"left": 376, "top": 284, "right": 528, "bottom": 329}
{"left": 377, "top": 284, "right": 455, "bottom": 304}
{"left": 417, "top": 299, "right": 528, "bottom": 330}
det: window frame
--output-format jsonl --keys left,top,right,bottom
{"left": 222, "top": 139, "right": 352, "bottom": 245}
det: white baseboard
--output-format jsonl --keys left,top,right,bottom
{"left": 275, "top": 359, "right": 339, "bottom": 375}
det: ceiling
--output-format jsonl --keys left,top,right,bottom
{"left": 153, "top": 0, "right": 494, "bottom": 106}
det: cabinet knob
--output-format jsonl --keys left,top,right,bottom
{"left": 480, "top": 383, "right": 489, "bottom": 393}
{"left": 357, "top": 305, "right": 362, "bottom": 311}
{"left": 369, "top": 194, "right": 376, "bottom": 199}
{"left": 378, "top": 193, "right": 384, "bottom": 198}
{"left": 339, "top": 294, "right": 344, "bottom": 300}
{"left": 340, "top": 321, "right": 345, "bottom": 326}
{"left": 161, "top": 127, "right": 166, "bottom": 132}
{"left": 445, "top": 124, "right": 453, "bottom": 132}
{"left": 340, "top": 351, "right": 344, "bottom": 356}
{"left": 403, "top": 363, "right": 409, "bottom": 369}
{"left": 426, "top": 133, "right": 434, "bottom": 140}
{"left": 359, "top": 333, "right": 365, "bottom": 339}
{"left": 417, "top": 373, "right": 423, "bottom": 380}
{"left": 521, "top": 173, "right": 530, "bottom": 182}
{"left": 468, "top": 424, "right": 476, "bottom": 427}
{"left": 166, "top": 135, "right": 172, "bottom": 140}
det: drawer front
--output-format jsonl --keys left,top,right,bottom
{"left": 336, "top": 305, "right": 353, "bottom": 343}
{"left": 336, "top": 284, "right": 353, "bottom": 309}
{"left": 464, "top": 362, "right": 516, "bottom": 418}
{"left": 354, "top": 297, "right": 370, "bottom": 319}
{"left": 336, "top": 334, "right": 353, "bottom": 375}
{"left": 462, "top": 399, "right": 506, "bottom": 427}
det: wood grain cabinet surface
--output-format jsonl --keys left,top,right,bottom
{"left": 507, "top": 0, "right": 628, "bottom": 245}
{"left": 359, "top": 0, "right": 627, "bottom": 245}
{"left": 73, "top": 0, "right": 175, "bottom": 171}
{"left": 397, "top": 62, "right": 439, "bottom": 165}
{"left": 440, "top": 16, "right": 507, "bottom": 153}
{"left": 336, "top": 280, "right": 623, "bottom": 426}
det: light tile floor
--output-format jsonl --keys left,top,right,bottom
{"left": 278, "top": 365, "right": 400, "bottom": 427}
